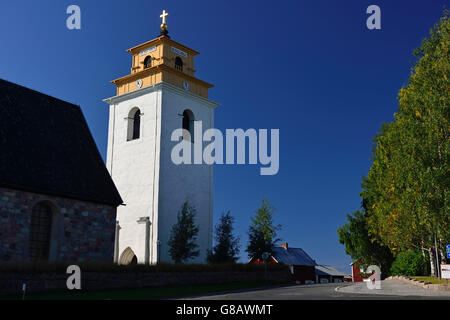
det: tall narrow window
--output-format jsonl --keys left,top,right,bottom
{"left": 133, "top": 110, "right": 141, "bottom": 139}
{"left": 182, "top": 109, "right": 194, "bottom": 142}
{"left": 127, "top": 108, "right": 141, "bottom": 141}
{"left": 144, "top": 56, "right": 151, "bottom": 69}
{"left": 175, "top": 57, "right": 183, "bottom": 71}
{"left": 29, "top": 202, "right": 53, "bottom": 261}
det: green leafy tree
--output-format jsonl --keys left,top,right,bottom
{"left": 168, "top": 200, "right": 200, "bottom": 264}
{"left": 363, "top": 11, "right": 449, "bottom": 265}
{"left": 207, "top": 211, "right": 240, "bottom": 264}
{"left": 337, "top": 209, "right": 394, "bottom": 274}
{"left": 390, "top": 251, "right": 426, "bottom": 276}
{"left": 246, "top": 198, "right": 281, "bottom": 259}
{"left": 341, "top": 12, "right": 449, "bottom": 275}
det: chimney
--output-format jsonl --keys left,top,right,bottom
{"left": 281, "top": 242, "right": 288, "bottom": 250}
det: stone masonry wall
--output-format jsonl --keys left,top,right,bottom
{"left": 0, "top": 187, "right": 116, "bottom": 262}
{"left": 0, "top": 270, "right": 292, "bottom": 295}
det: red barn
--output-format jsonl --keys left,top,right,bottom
{"left": 249, "top": 243, "right": 317, "bottom": 284}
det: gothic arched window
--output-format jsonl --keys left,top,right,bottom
{"left": 182, "top": 109, "right": 194, "bottom": 142}
{"left": 127, "top": 108, "right": 141, "bottom": 141}
{"left": 29, "top": 202, "right": 53, "bottom": 261}
{"left": 175, "top": 57, "right": 183, "bottom": 71}
{"left": 144, "top": 56, "right": 151, "bottom": 69}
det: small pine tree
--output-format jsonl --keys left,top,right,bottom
{"left": 246, "top": 198, "right": 281, "bottom": 259}
{"left": 207, "top": 211, "right": 240, "bottom": 264}
{"left": 168, "top": 200, "right": 200, "bottom": 264}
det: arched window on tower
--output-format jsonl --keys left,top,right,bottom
{"left": 29, "top": 202, "right": 53, "bottom": 261}
{"left": 175, "top": 57, "right": 183, "bottom": 72}
{"left": 144, "top": 56, "right": 151, "bottom": 69}
{"left": 127, "top": 108, "right": 141, "bottom": 141}
{"left": 182, "top": 109, "right": 194, "bottom": 142}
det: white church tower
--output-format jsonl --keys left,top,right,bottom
{"left": 104, "top": 11, "right": 219, "bottom": 264}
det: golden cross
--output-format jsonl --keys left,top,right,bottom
{"left": 160, "top": 10, "right": 168, "bottom": 26}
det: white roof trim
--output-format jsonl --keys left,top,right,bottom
{"left": 103, "top": 81, "right": 220, "bottom": 108}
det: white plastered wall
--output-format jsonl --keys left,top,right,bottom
{"left": 105, "top": 82, "right": 217, "bottom": 264}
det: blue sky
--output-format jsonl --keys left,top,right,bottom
{"left": 0, "top": 0, "right": 447, "bottom": 272}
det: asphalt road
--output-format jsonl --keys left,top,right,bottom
{"left": 181, "top": 280, "right": 450, "bottom": 300}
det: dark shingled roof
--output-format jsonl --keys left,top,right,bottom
{"left": 272, "top": 247, "right": 317, "bottom": 266}
{"left": 0, "top": 79, "right": 123, "bottom": 206}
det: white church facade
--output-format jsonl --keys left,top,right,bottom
{"left": 104, "top": 11, "right": 219, "bottom": 264}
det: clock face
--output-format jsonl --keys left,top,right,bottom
{"left": 183, "top": 81, "right": 189, "bottom": 90}
{"left": 136, "top": 79, "right": 143, "bottom": 88}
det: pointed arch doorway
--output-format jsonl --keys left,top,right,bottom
{"left": 119, "top": 247, "right": 138, "bottom": 265}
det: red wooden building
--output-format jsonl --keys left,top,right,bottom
{"left": 351, "top": 261, "right": 364, "bottom": 282}
{"left": 350, "top": 261, "right": 377, "bottom": 282}
{"left": 249, "top": 243, "right": 317, "bottom": 284}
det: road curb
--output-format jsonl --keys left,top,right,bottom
{"left": 335, "top": 284, "right": 351, "bottom": 292}
{"left": 334, "top": 283, "right": 384, "bottom": 295}
{"left": 386, "top": 276, "right": 450, "bottom": 291}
